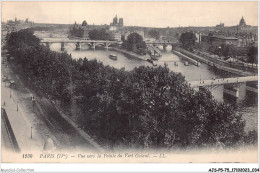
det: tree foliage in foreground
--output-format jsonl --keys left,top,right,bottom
{"left": 6, "top": 29, "right": 256, "bottom": 149}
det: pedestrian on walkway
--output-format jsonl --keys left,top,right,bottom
{"left": 31, "top": 95, "right": 36, "bottom": 108}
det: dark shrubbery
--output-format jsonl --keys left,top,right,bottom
{"left": 6, "top": 29, "right": 256, "bottom": 149}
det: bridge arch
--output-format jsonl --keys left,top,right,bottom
{"left": 107, "top": 42, "right": 120, "bottom": 47}
{"left": 81, "top": 42, "right": 92, "bottom": 47}
{"left": 95, "top": 43, "right": 106, "bottom": 47}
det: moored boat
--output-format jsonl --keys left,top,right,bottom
{"left": 147, "top": 59, "right": 157, "bottom": 66}
{"left": 151, "top": 55, "right": 160, "bottom": 61}
{"left": 109, "top": 54, "right": 117, "bottom": 60}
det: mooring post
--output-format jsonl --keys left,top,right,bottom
{"left": 31, "top": 126, "right": 33, "bottom": 139}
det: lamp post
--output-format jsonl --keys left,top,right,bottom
{"left": 31, "top": 126, "right": 33, "bottom": 139}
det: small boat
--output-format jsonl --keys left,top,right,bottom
{"left": 151, "top": 55, "right": 160, "bottom": 61}
{"left": 147, "top": 59, "right": 153, "bottom": 63}
{"left": 109, "top": 54, "right": 117, "bottom": 60}
{"left": 147, "top": 59, "right": 157, "bottom": 66}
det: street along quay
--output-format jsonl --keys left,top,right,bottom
{"left": 1, "top": 55, "right": 102, "bottom": 154}
{"left": 174, "top": 48, "right": 255, "bottom": 76}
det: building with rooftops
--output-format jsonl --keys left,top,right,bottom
{"left": 70, "top": 20, "right": 91, "bottom": 39}
{"left": 201, "top": 35, "right": 238, "bottom": 47}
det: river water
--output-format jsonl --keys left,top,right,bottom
{"left": 50, "top": 43, "right": 257, "bottom": 132}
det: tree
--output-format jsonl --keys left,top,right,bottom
{"left": 179, "top": 32, "right": 197, "bottom": 51}
{"left": 70, "top": 26, "right": 83, "bottom": 37}
{"left": 148, "top": 29, "right": 160, "bottom": 40}
{"left": 88, "top": 29, "right": 100, "bottom": 40}
{"left": 88, "top": 29, "right": 111, "bottom": 40}
{"left": 247, "top": 46, "right": 258, "bottom": 64}
{"left": 211, "top": 44, "right": 237, "bottom": 58}
{"left": 122, "top": 32, "right": 146, "bottom": 51}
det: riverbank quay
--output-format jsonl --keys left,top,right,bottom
{"left": 188, "top": 76, "right": 258, "bottom": 88}
{"left": 197, "top": 50, "right": 258, "bottom": 71}
{"left": 172, "top": 50, "right": 200, "bottom": 66}
{"left": 1, "top": 63, "right": 46, "bottom": 152}
{"left": 1, "top": 108, "right": 20, "bottom": 152}
{"left": 1, "top": 57, "right": 102, "bottom": 153}
{"left": 174, "top": 48, "right": 254, "bottom": 76}
{"left": 110, "top": 47, "right": 150, "bottom": 61}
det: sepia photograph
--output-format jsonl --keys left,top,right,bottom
{"left": 1, "top": 0, "right": 258, "bottom": 168}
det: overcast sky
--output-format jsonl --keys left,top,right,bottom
{"left": 2, "top": 1, "right": 258, "bottom": 28}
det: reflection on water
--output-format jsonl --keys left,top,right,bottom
{"left": 50, "top": 43, "right": 151, "bottom": 71}
{"left": 50, "top": 43, "right": 257, "bottom": 132}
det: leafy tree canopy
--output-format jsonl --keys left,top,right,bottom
{"left": 179, "top": 32, "right": 197, "bottom": 51}
{"left": 247, "top": 46, "right": 258, "bottom": 64}
{"left": 148, "top": 29, "right": 160, "bottom": 40}
{"left": 122, "top": 32, "right": 147, "bottom": 51}
{"left": 5, "top": 29, "right": 256, "bottom": 149}
{"left": 88, "top": 29, "right": 111, "bottom": 40}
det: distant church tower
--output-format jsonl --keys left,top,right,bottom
{"left": 113, "top": 15, "right": 118, "bottom": 25}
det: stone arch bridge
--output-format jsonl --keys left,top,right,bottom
{"left": 146, "top": 41, "right": 180, "bottom": 51}
{"left": 41, "top": 38, "right": 180, "bottom": 51}
{"left": 41, "top": 38, "right": 122, "bottom": 51}
{"left": 188, "top": 76, "right": 258, "bottom": 98}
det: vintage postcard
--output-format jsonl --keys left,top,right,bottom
{"left": 1, "top": 1, "right": 258, "bottom": 166}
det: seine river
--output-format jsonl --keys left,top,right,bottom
{"left": 50, "top": 43, "right": 257, "bottom": 132}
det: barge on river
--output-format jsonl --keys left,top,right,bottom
{"left": 109, "top": 54, "right": 117, "bottom": 60}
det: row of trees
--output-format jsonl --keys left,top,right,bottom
{"left": 247, "top": 46, "right": 258, "bottom": 64}
{"left": 209, "top": 44, "right": 258, "bottom": 64}
{"left": 6, "top": 29, "right": 256, "bottom": 149}
{"left": 208, "top": 44, "right": 237, "bottom": 58}
{"left": 179, "top": 32, "right": 258, "bottom": 64}
{"left": 6, "top": 29, "right": 72, "bottom": 106}
{"left": 70, "top": 26, "right": 84, "bottom": 38}
{"left": 148, "top": 29, "right": 160, "bottom": 40}
{"left": 88, "top": 29, "right": 111, "bottom": 40}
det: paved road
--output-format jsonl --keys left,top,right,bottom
{"left": 1, "top": 61, "right": 101, "bottom": 153}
